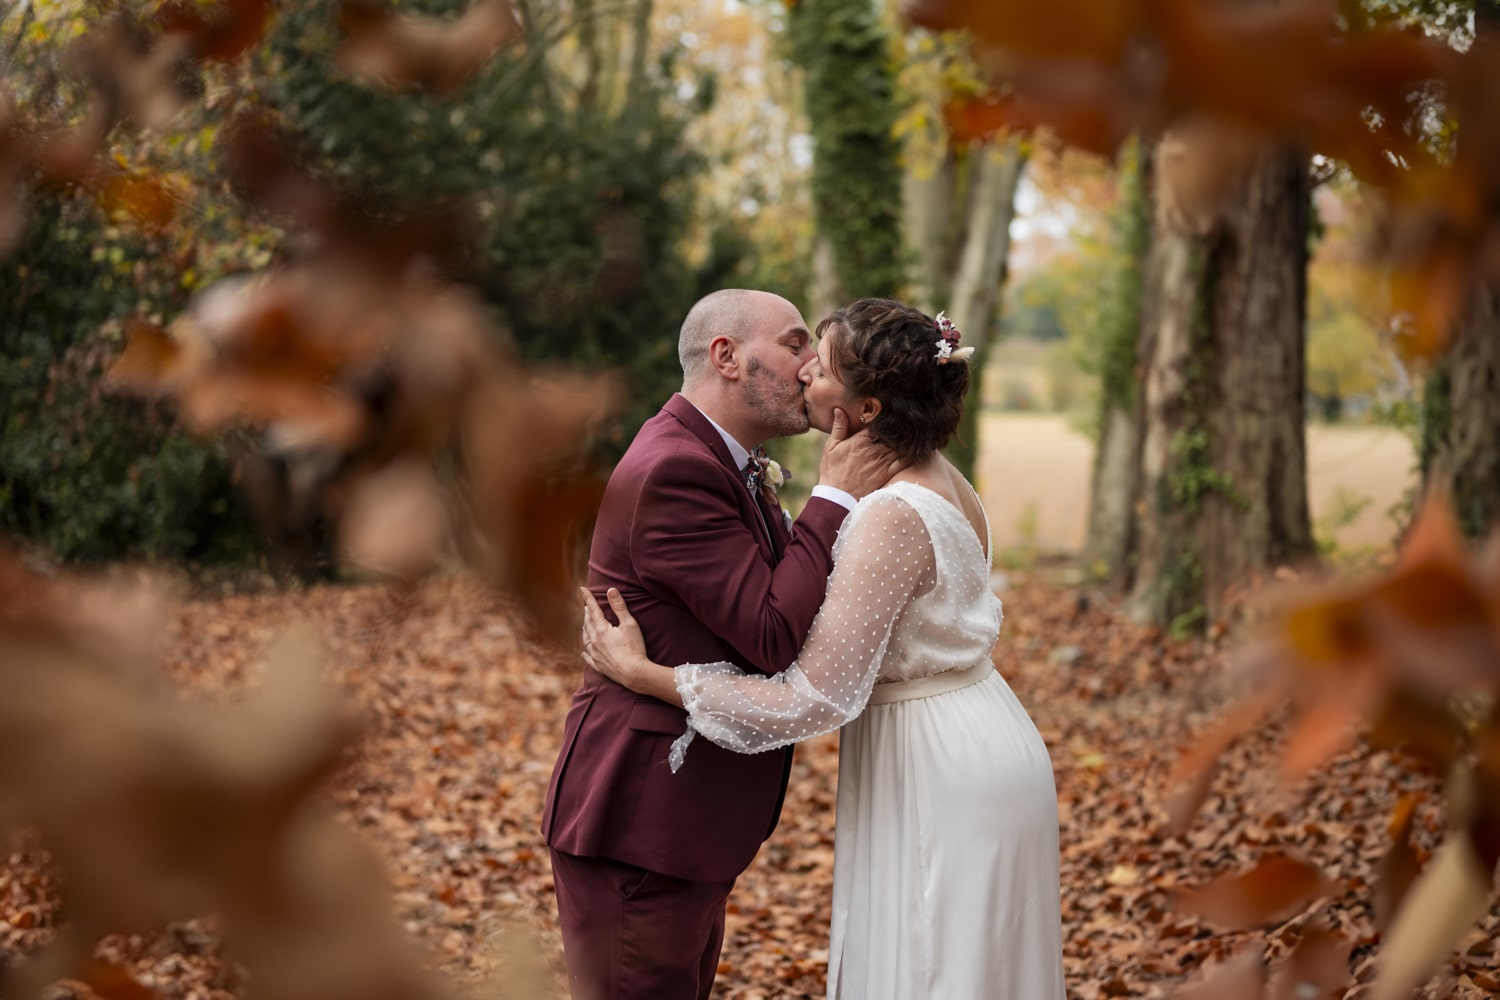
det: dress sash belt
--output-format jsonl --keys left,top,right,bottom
{"left": 867, "top": 659, "right": 994, "bottom": 706}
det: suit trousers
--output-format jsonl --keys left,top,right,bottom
{"left": 549, "top": 849, "right": 737, "bottom": 1000}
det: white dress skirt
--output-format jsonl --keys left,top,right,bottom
{"left": 829, "top": 667, "right": 1065, "bottom": 998}
{"left": 669, "top": 480, "right": 1066, "bottom": 999}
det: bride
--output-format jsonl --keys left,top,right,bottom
{"left": 580, "top": 297, "right": 1066, "bottom": 999}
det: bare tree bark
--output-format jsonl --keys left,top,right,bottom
{"left": 1194, "top": 149, "right": 1314, "bottom": 612}
{"left": 1128, "top": 195, "right": 1200, "bottom": 625}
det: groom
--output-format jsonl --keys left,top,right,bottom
{"left": 542, "top": 289, "right": 896, "bottom": 999}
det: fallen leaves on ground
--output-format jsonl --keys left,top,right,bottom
{"left": 2, "top": 570, "right": 1497, "bottom": 998}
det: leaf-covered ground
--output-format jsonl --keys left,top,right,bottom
{"left": 3, "top": 572, "right": 1497, "bottom": 998}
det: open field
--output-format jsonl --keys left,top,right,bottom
{"left": 976, "top": 412, "right": 1417, "bottom": 558}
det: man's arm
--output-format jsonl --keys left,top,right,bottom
{"left": 632, "top": 450, "right": 843, "bottom": 676}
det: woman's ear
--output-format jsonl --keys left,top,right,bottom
{"left": 859, "top": 396, "right": 882, "bottom": 425}
{"left": 708, "top": 335, "right": 738, "bottom": 379}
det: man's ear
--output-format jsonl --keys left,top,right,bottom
{"left": 708, "top": 335, "right": 739, "bottom": 379}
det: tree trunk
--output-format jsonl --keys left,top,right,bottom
{"left": 902, "top": 148, "right": 957, "bottom": 315}
{"left": 1129, "top": 146, "right": 1314, "bottom": 629}
{"left": 1419, "top": 0, "right": 1500, "bottom": 540}
{"left": 1422, "top": 285, "right": 1500, "bottom": 538}
{"left": 1194, "top": 149, "right": 1314, "bottom": 616}
{"left": 1128, "top": 191, "right": 1201, "bottom": 626}
{"left": 944, "top": 140, "right": 1024, "bottom": 479}
{"left": 624, "top": 0, "right": 654, "bottom": 112}
{"left": 1085, "top": 139, "right": 1151, "bottom": 587}
{"left": 808, "top": 236, "right": 843, "bottom": 326}
{"left": 788, "top": 0, "right": 905, "bottom": 302}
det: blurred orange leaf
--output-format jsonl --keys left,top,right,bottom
{"left": 157, "top": 0, "right": 277, "bottom": 62}
{"left": 106, "top": 318, "right": 189, "bottom": 391}
{"left": 1370, "top": 835, "right": 1493, "bottom": 1000}
{"left": 1374, "top": 794, "right": 1424, "bottom": 934}
{"left": 904, "top": 0, "right": 1139, "bottom": 62}
{"left": 335, "top": 0, "right": 522, "bottom": 96}
{"left": 77, "top": 958, "right": 163, "bottom": 1000}
{"left": 97, "top": 171, "right": 182, "bottom": 230}
{"left": 1173, "top": 854, "right": 1337, "bottom": 930}
{"left": 1167, "top": 945, "right": 1266, "bottom": 1000}
{"left": 1269, "top": 923, "right": 1350, "bottom": 1000}
{"left": 1161, "top": 666, "right": 1290, "bottom": 835}
{"left": 1277, "top": 663, "right": 1385, "bottom": 781}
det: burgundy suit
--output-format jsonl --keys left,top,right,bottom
{"left": 542, "top": 393, "right": 848, "bottom": 998}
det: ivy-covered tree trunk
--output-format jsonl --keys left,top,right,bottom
{"left": 1421, "top": 285, "right": 1500, "bottom": 537}
{"left": 1084, "top": 139, "right": 1151, "bottom": 587}
{"left": 788, "top": 0, "right": 905, "bottom": 305}
{"left": 1129, "top": 146, "right": 1314, "bottom": 630}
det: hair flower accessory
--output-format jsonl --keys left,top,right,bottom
{"left": 933, "top": 311, "right": 976, "bottom": 365}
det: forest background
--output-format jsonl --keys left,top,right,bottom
{"left": 2, "top": 0, "right": 1499, "bottom": 999}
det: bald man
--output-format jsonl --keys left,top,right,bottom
{"left": 542, "top": 290, "right": 897, "bottom": 999}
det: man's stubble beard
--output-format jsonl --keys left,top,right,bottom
{"left": 744, "top": 356, "right": 809, "bottom": 439}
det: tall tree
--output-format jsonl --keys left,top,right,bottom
{"left": 1083, "top": 138, "right": 1150, "bottom": 585}
{"left": 787, "top": 0, "right": 906, "bottom": 315}
{"left": 1127, "top": 138, "right": 1315, "bottom": 630}
{"left": 897, "top": 31, "right": 1026, "bottom": 477}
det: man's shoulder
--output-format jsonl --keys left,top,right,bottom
{"left": 618, "top": 408, "right": 718, "bottom": 477}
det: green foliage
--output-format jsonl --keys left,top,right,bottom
{"left": 0, "top": 196, "right": 257, "bottom": 564}
{"left": 1001, "top": 290, "right": 1066, "bottom": 341}
{"left": 1306, "top": 311, "right": 1383, "bottom": 418}
{"left": 262, "top": 0, "right": 751, "bottom": 444}
{"left": 1167, "top": 427, "right": 1246, "bottom": 516}
{"left": 786, "top": 0, "right": 906, "bottom": 300}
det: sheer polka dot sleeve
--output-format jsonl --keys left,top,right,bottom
{"left": 667, "top": 492, "right": 935, "bottom": 771}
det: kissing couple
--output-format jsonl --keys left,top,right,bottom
{"left": 542, "top": 290, "right": 1066, "bottom": 999}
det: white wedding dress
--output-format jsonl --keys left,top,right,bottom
{"left": 670, "top": 480, "right": 1066, "bottom": 999}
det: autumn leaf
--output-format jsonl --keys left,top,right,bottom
{"left": 1268, "top": 923, "right": 1350, "bottom": 1000}
{"left": 340, "top": 460, "right": 451, "bottom": 581}
{"left": 157, "top": 0, "right": 278, "bottom": 63}
{"left": 1374, "top": 794, "right": 1424, "bottom": 934}
{"left": 1167, "top": 945, "right": 1266, "bottom": 1000}
{"left": 75, "top": 957, "right": 164, "bottom": 1000}
{"left": 1173, "top": 854, "right": 1338, "bottom": 930}
{"left": 1161, "top": 658, "right": 1290, "bottom": 835}
{"left": 903, "top": 0, "right": 1140, "bottom": 62}
{"left": 1370, "top": 835, "right": 1493, "bottom": 1000}
{"left": 334, "top": 0, "right": 523, "bottom": 97}
{"left": 96, "top": 170, "right": 183, "bottom": 230}
{"left": 106, "top": 317, "right": 191, "bottom": 392}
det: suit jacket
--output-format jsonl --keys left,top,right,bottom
{"left": 542, "top": 393, "right": 848, "bottom": 882}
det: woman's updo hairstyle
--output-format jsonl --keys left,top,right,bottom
{"left": 816, "top": 297, "right": 970, "bottom": 465}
